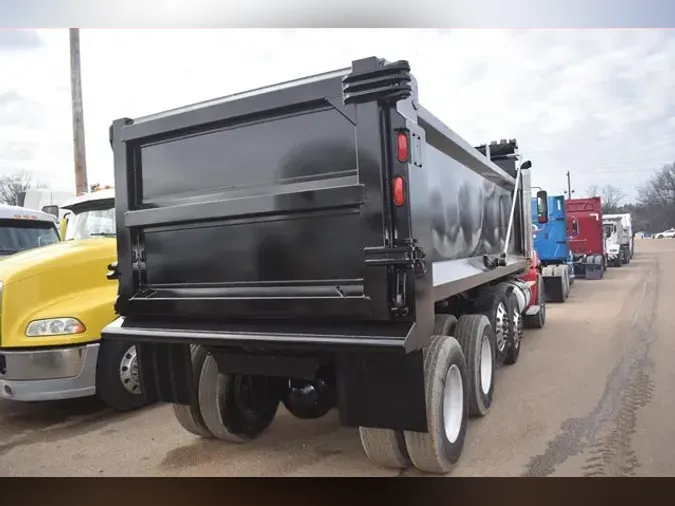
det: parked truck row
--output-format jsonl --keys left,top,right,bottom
{"left": 0, "top": 56, "right": 637, "bottom": 475}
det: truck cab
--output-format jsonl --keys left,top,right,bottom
{"left": 603, "top": 216, "right": 626, "bottom": 267}
{"left": 603, "top": 213, "right": 633, "bottom": 264}
{"left": 531, "top": 194, "right": 573, "bottom": 302}
{"left": 0, "top": 188, "right": 149, "bottom": 411}
{"left": 565, "top": 197, "right": 606, "bottom": 280}
{"left": 0, "top": 205, "right": 60, "bottom": 258}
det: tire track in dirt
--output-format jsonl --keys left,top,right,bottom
{"left": 523, "top": 255, "right": 659, "bottom": 477}
{"left": 580, "top": 369, "right": 655, "bottom": 476}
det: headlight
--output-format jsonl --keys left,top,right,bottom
{"left": 26, "top": 318, "right": 86, "bottom": 337}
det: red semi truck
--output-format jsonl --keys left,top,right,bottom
{"left": 565, "top": 197, "right": 606, "bottom": 280}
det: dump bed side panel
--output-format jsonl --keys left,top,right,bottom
{"left": 412, "top": 115, "right": 528, "bottom": 299}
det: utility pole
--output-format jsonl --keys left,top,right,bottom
{"left": 69, "top": 28, "right": 88, "bottom": 195}
{"left": 565, "top": 170, "right": 573, "bottom": 198}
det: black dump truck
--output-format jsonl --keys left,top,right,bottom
{"left": 103, "top": 57, "right": 549, "bottom": 474}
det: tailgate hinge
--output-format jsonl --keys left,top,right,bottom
{"left": 364, "top": 241, "right": 427, "bottom": 318}
{"left": 364, "top": 240, "right": 428, "bottom": 274}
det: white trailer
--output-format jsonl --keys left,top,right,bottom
{"left": 19, "top": 189, "right": 75, "bottom": 221}
{"left": 604, "top": 213, "right": 633, "bottom": 262}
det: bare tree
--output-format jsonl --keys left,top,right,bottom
{"left": 586, "top": 184, "right": 600, "bottom": 198}
{"left": 600, "top": 184, "right": 626, "bottom": 214}
{"left": 636, "top": 162, "right": 675, "bottom": 231}
{"left": 0, "top": 170, "right": 45, "bottom": 206}
{"left": 582, "top": 183, "right": 624, "bottom": 213}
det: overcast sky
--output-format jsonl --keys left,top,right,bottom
{"left": 1, "top": 29, "right": 674, "bottom": 201}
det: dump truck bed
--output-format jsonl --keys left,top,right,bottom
{"left": 105, "top": 57, "right": 530, "bottom": 353}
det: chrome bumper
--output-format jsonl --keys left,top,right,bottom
{"left": 0, "top": 343, "right": 99, "bottom": 401}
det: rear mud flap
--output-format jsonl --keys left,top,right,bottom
{"left": 136, "top": 342, "right": 196, "bottom": 406}
{"left": 542, "top": 276, "right": 565, "bottom": 302}
{"left": 583, "top": 263, "right": 605, "bottom": 280}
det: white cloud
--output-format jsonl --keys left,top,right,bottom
{"left": 1, "top": 28, "right": 674, "bottom": 201}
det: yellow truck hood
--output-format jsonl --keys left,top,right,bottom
{"left": 0, "top": 239, "right": 115, "bottom": 286}
{"left": 0, "top": 238, "right": 118, "bottom": 348}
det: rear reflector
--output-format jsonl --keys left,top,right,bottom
{"left": 393, "top": 177, "right": 405, "bottom": 206}
{"left": 397, "top": 132, "right": 409, "bottom": 163}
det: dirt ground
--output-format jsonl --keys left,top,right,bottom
{"left": 1, "top": 238, "right": 673, "bottom": 477}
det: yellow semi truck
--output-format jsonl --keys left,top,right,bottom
{"left": 0, "top": 188, "right": 150, "bottom": 410}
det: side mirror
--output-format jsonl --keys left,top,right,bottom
{"left": 520, "top": 160, "right": 532, "bottom": 171}
{"left": 42, "top": 205, "right": 59, "bottom": 217}
{"left": 571, "top": 218, "right": 579, "bottom": 236}
{"left": 536, "top": 190, "right": 548, "bottom": 224}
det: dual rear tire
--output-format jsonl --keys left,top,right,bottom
{"left": 173, "top": 347, "right": 280, "bottom": 442}
{"left": 359, "top": 314, "right": 496, "bottom": 474}
{"left": 172, "top": 289, "right": 519, "bottom": 474}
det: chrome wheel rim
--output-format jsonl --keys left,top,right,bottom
{"left": 442, "top": 364, "right": 464, "bottom": 444}
{"left": 119, "top": 345, "right": 141, "bottom": 395}
{"left": 512, "top": 309, "right": 523, "bottom": 349}
{"left": 495, "top": 302, "right": 508, "bottom": 353}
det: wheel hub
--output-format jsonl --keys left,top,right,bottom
{"left": 479, "top": 334, "right": 493, "bottom": 394}
{"left": 512, "top": 309, "right": 523, "bottom": 348}
{"left": 119, "top": 345, "right": 141, "bottom": 395}
{"left": 495, "top": 302, "right": 508, "bottom": 352}
{"left": 442, "top": 364, "right": 464, "bottom": 444}
{"left": 233, "top": 375, "right": 276, "bottom": 420}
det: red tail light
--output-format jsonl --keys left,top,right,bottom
{"left": 393, "top": 176, "right": 405, "bottom": 206}
{"left": 397, "top": 132, "right": 409, "bottom": 163}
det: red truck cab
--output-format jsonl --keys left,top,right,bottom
{"left": 565, "top": 197, "right": 606, "bottom": 279}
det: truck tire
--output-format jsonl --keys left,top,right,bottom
{"left": 524, "top": 275, "right": 546, "bottom": 329}
{"left": 359, "top": 428, "right": 412, "bottom": 469}
{"left": 504, "top": 291, "right": 523, "bottom": 366}
{"left": 434, "top": 314, "right": 458, "bottom": 336}
{"left": 173, "top": 345, "right": 213, "bottom": 438}
{"left": 357, "top": 312, "right": 461, "bottom": 470}
{"left": 553, "top": 265, "right": 569, "bottom": 301}
{"left": 453, "top": 315, "right": 495, "bottom": 417}
{"left": 96, "top": 340, "right": 152, "bottom": 411}
{"left": 474, "top": 286, "right": 511, "bottom": 367}
{"left": 198, "top": 354, "right": 279, "bottom": 443}
{"left": 404, "top": 335, "right": 468, "bottom": 474}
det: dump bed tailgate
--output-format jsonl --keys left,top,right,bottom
{"left": 110, "top": 64, "right": 408, "bottom": 325}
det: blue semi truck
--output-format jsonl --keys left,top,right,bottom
{"left": 532, "top": 194, "right": 574, "bottom": 303}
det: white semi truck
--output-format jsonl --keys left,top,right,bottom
{"left": 604, "top": 213, "right": 633, "bottom": 264}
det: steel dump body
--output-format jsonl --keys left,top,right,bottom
{"left": 102, "top": 58, "right": 532, "bottom": 431}
{"left": 105, "top": 58, "right": 528, "bottom": 354}
{"left": 566, "top": 197, "right": 605, "bottom": 258}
